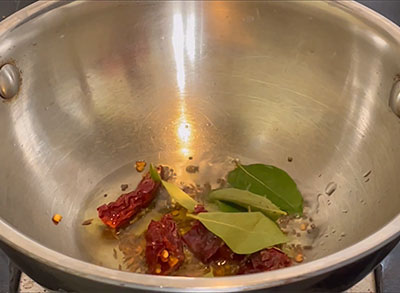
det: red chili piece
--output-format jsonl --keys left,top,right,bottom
{"left": 182, "top": 220, "right": 224, "bottom": 264}
{"left": 183, "top": 205, "right": 233, "bottom": 264}
{"left": 193, "top": 204, "right": 207, "bottom": 214}
{"left": 238, "top": 248, "right": 292, "bottom": 274}
{"left": 97, "top": 171, "right": 160, "bottom": 229}
{"left": 145, "top": 214, "right": 184, "bottom": 275}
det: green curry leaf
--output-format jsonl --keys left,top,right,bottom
{"left": 227, "top": 163, "right": 303, "bottom": 215}
{"left": 161, "top": 180, "right": 198, "bottom": 212}
{"left": 149, "top": 164, "right": 198, "bottom": 212}
{"left": 188, "top": 212, "right": 287, "bottom": 254}
{"left": 209, "top": 188, "right": 286, "bottom": 220}
{"left": 216, "top": 200, "right": 245, "bottom": 213}
{"left": 149, "top": 164, "right": 161, "bottom": 182}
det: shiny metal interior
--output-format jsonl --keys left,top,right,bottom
{"left": 1, "top": 1, "right": 400, "bottom": 291}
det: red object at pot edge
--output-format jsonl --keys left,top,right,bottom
{"left": 238, "top": 248, "right": 292, "bottom": 274}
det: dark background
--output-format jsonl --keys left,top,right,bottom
{"left": 0, "top": 1, "right": 399, "bottom": 292}
{"left": 1, "top": 0, "right": 400, "bottom": 25}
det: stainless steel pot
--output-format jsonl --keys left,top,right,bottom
{"left": 1, "top": 1, "right": 400, "bottom": 292}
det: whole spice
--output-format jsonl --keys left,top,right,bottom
{"left": 145, "top": 215, "right": 184, "bottom": 275}
{"left": 182, "top": 220, "right": 226, "bottom": 264}
{"left": 97, "top": 170, "right": 161, "bottom": 229}
{"left": 81, "top": 219, "right": 93, "bottom": 226}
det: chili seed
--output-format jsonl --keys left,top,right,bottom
{"left": 161, "top": 250, "right": 169, "bottom": 262}
{"left": 52, "top": 214, "right": 62, "bottom": 224}
{"left": 295, "top": 254, "right": 304, "bottom": 263}
{"left": 135, "top": 160, "right": 146, "bottom": 172}
{"left": 168, "top": 256, "right": 179, "bottom": 267}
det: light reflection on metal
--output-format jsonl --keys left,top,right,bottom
{"left": 172, "top": 8, "right": 196, "bottom": 157}
{"left": 177, "top": 113, "right": 191, "bottom": 143}
{"left": 186, "top": 13, "right": 196, "bottom": 62}
{"left": 172, "top": 13, "right": 185, "bottom": 94}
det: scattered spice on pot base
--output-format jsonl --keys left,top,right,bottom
{"left": 135, "top": 160, "right": 147, "bottom": 172}
{"left": 52, "top": 213, "right": 62, "bottom": 224}
{"left": 96, "top": 162, "right": 305, "bottom": 276}
{"left": 81, "top": 218, "right": 93, "bottom": 226}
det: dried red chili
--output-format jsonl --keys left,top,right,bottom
{"left": 97, "top": 171, "right": 161, "bottom": 229}
{"left": 182, "top": 220, "right": 224, "bottom": 264}
{"left": 182, "top": 209, "right": 244, "bottom": 268}
{"left": 145, "top": 214, "right": 184, "bottom": 275}
{"left": 238, "top": 248, "right": 291, "bottom": 274}
{"left": 182, "top": 205, "right": 228, "bottom": 264}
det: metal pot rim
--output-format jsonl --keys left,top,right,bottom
{"left": 0, "top": 1, "right": 400, "bottom": 291}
